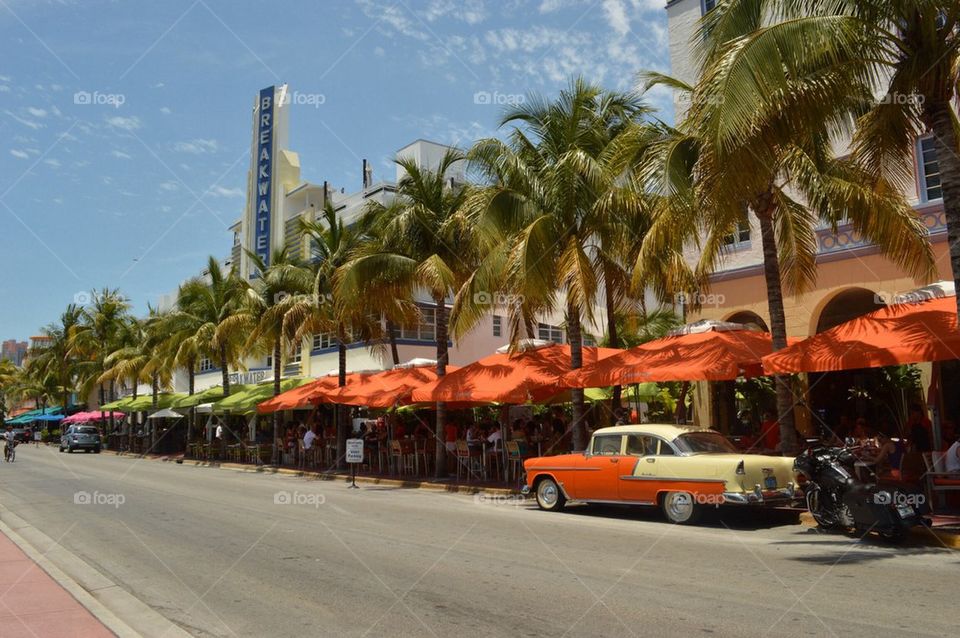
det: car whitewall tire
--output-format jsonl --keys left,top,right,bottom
{"left": 662, "top": 491, "right": 701, "bottom": 525}
{"left": 535, "top": 477, "right": 566, "bottom": 512}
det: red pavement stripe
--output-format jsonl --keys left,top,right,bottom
{"left": 0, "top": 531, "right": 114, "bottom": 638}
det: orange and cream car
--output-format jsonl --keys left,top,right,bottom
{"left": 523, "top": 424, "right": 799, "bottom": 524}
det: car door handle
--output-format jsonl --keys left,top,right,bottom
{"left": 646, "top": 458, "right": 656, "bottom": 463}
{"left": 610, "top": 458, "right": 619, "bottom": 463}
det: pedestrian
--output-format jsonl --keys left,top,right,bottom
{"left": 33, "top": 428, "right": 41, "bottom": 446}
{"left": 906, "top": 404, "right": 932, "bottom": 452}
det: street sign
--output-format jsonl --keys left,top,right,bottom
{"left": 346, "top": 438, "right": 364, "bottom": 464}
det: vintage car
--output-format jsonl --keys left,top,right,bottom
{"left": 523, "top": 424, "right": 799, "bottom": 524}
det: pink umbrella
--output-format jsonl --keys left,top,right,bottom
{"left": 62, "top": 411, "right": 125, "bottom": 425}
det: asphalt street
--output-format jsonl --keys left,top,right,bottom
{"left": 0, "top": 445, "right": 955, "bottom": 637}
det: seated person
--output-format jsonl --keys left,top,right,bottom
{"left": 945, "top": 433, "right": 960, "bottom": 474}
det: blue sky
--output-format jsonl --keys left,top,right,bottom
{"left": 0, "top": 0, "right": 671, "bottom": 340}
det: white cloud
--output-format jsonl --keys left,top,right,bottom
{"left": 26, "top": 106, "right": 47, "bottom": 118}
{"left": 9, "top": 149, "right": 29, "bottom": 159}
{"left": 159, "top": 181, "right": 179, "bottom": 191}
{"left": 603, "top": 0, "right": 630, "bottom": 37}
{"left": 159, "top": 106, "right": 171, "bottom": 115}
{"left": 172, "top": 138, "right": 218, "bottom": 154}
{"left": 43, "top": 158, "right": 61, "bottom": 168}
{"left": 105, "top": 115, "right": 142, "bottom": 131}
{"left": 208, "top": 185, "right": 243, "bottom": 198}
{"left": 425, "top": 0, "right": 486, "bottom": 24}
{"left": 111, "top": 150, "right": 133, "bottom": 159}
{"left": 5, "top": 110, "right": 44, "bottom": 130}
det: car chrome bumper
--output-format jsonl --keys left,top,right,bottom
{"left": 723, "top": 483, "right": 797, "bottom": 505}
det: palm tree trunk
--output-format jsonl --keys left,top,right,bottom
{"left": 604, "top": 275, "right": 622, "bottom": 414}
{"left": 929, "top": 100, "right": 960, "bottom": 322}
{"left": 220, "top": 345, "right": 230, "bottom": 397}
{"left": 272, "top": 337, "right": 281, "bottom": 465}
{"left": 186, "top": 359, "right": 195, "bottom": 453}
{"left": 129, "top": 378, "right": 138, "bottom": 453}
{"left": 434, "top": 296, "right": 449, "bottom": 478}
{"left": 386, "top": 319, "right": 401, "bottom": 366}
{"left": 567, "top": 300, "right": 586, "bottom": 451}
{"left": 755, "top": 200, "right": 798, "bottom": 454}
{"left": 336, "top": 334, "right": 348, "bottom": 471}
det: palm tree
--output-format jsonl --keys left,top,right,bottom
{"left": 338, "top": 150, "right": 475, "bottom": 477}
{"left": 174, "top": 257, "right": 249, "bottom": 398}
{"left": 634, "top": 5, "right": 936, "bottom": 451}
{"left": 455, "top": 79, "right": 649, "bottom": 451}
{"left": 28, "top": 305, "right": 84, "bottom": 413}
{"left": 242, "top": 247, "right": 313, "bottom": 464}
{"left": 838, "top": 2, "right": 960, "bottom": 318}
{"left": 282, "top": 203, "right": 392, "bottom": 469}
{"left": 70, "top": 288, "right": 131, "bottom": 409}
{"left": 0, "top": 359, "right": 18, "bottom": 425}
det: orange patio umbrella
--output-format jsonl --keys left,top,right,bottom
{"left": 256, "top": 371, "right": 376, "bottom": 413}
{"left": 563, "top": 321, "right": 788, "bottom": 388}
{"left": 762, "top": 291, "right": 960, "bottom": 374}
{"left": 410, "top": 340, "right": 622, "bottom": 405}
{"left": 328, "top": 360, "right": 460, "bottom": 408}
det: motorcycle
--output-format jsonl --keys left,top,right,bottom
{"left": 793, "top": 445, "right": 930, "bottom": 541}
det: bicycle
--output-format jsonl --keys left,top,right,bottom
{"left": 4, "top": 440, "right": 16, "bottom": 463}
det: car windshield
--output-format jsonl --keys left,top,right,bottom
{"left": 75, "top": 427, "right": 98, "bottom": 435}
{"left": 673, "top": 431, "right": 737, "bottom": 454}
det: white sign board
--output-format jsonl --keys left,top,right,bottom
{"left": 346, "top": 438, "right": 364, "bottom": 464}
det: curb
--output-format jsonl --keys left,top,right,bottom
{"left": 105, "top": 449, "right": 523, "bottom": 496}
{"left": 0, "top": 508, "right": 192, "bottom": 637}
{"left": 798, "top": 511, "right": 960, "bottom": 549}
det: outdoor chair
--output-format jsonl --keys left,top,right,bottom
{"left": 455, "top": 440, "right": 483, "bottom": 482}
{"left": 505, "top": 441, "right": 526, "bottom": 487}
{"left": 390, "top": 440, "right": 415, "bottom": 476}
{"left": 922, "top": 452, "right": 960, "bottom": 509}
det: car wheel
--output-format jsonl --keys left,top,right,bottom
{"left": 67, "top": 446, "right": 74, "bottom": 453}
{"left": 59, "top": 446, "right": 64, "bottom": 453}
{"left": 94, "top": 447, "right": 101, "bottom": 454}
{"left": 661, "top": 491, "right": 701, "bottom": 525}
{"left": 535, "top": 477, "right": 566, "bottom": 512}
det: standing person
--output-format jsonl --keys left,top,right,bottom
{"left": 759, "top": 411, "right": 780, "bottom": 452}
{"left": 444, "top": 419, "right": 459, "bottom": 473}
{"left": 33, "top": 427, "right": 41, "bottom": 446}
{"left": 906, "top": 404, "right": 933, "bottom": 453}
{"left": 303, "top": 424, "right": 317, "bottom": 450}
{"left": 214, "top": 421, "right": 224, "bottom": 460}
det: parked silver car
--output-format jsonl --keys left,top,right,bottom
{"left": 60, "top": 425, "right": 101, "bottom": 453}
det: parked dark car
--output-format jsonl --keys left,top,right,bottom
{"left": 11, "top": 428, "right": 30, "bottom": 443}
{"left": 60, "top": 425, "right": 102, "bottom": 453}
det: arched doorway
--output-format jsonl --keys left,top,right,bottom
{"left": 726, "top": 311, "right": 769, "bottom": 332}
{"left": 816, "top": 287, "right": 884, "bottom": 333}
{"left": 809, "top": 288, "right": 902, "bottom": 439}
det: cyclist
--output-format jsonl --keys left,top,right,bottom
{"left": 3, "top": 426, "right": 16, "bottom": 462}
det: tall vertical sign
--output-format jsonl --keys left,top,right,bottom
{"left": 253, "top": 86, "right": 275, "bottom": 270}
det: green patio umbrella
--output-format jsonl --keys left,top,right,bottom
{"left": 211, "top": 378, "right": 312, "bottom": 415}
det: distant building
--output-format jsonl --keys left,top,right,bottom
{"left": 1, "top": 340, "right": 28, "bottom": 366}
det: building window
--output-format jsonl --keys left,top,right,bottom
{"left": 313, "top": 333, "right": 334, "bottom": 350}
{"left": 265, "top": 354, "right": 272, "bottom": 368}
{"left": 492, "top": 315, "right": 503, "bottom": 338}
{"left": 538, "top": 323, "right": 564, "bottom": 344}
{"left": 918, "top": 136, "right": 942, "bottom": 202}
{"left": 198, "top": 357, "right": 214, "bottom": 373}
{"left": 723, "top": 217, "right": 751, "bottom": 248}
{"left": 401, "top": 306, "right": 436, "bottom": 342}
{"left": 582, "top": 334, "right": 596, "bottom": 347}
{"left": 289, "top": 344, "right": 302, "bottom": 365}
{"left": 701, "top": 0, "right": 716, "bottom": 14}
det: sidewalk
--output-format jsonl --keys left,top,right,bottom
{"left": 0, "top": 531, "right": 114, "bottom": 638}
